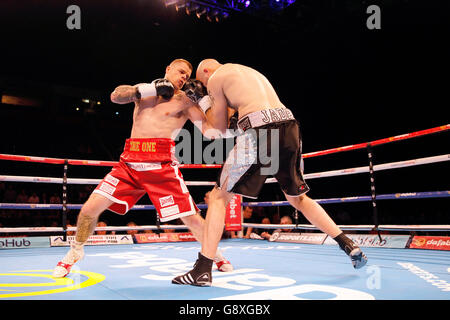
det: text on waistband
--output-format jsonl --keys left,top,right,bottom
{"left": 129, "top": 141, "right": 157, "bottom": 152}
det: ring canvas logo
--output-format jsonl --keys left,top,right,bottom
{"left": 0, "top": 269, "right": 105, "bottom": 298}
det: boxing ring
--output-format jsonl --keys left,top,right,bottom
{"left": 0, "top": 124, "right": 449, "bottom": 301}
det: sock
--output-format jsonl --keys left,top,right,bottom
{"left": 333, "top": 232, "right": 357, "bottom": 255}
{"left": 71, "top": 240, "right": 85, "bottom": 250}
{"left": 214, "top": 249, "right": 224, "bottom": 262}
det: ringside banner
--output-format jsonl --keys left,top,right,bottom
{"left": 134, "top": 232, "right": 196, "bottom": 243}
{"left": 50, "top": 235, "right": 133, "bottom": 246}
{"left": 0, "top": 237, "right": 50, "bottom": 249}
{"left": 323, "top": 234, "right": 411, "bottom": 248}
{"left": 269, "top": 232, "right": 327, "bottom": 245}
{"left": 225, "top": 195, "right": 242, "bottom": 231}
{"left": 409, "top": 236, "right": 450, "bottom": 251}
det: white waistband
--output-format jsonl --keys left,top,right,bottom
{"left": 237, "top": 108, "right": 295, "bottom": 131}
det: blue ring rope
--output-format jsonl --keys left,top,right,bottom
{"left": 0, "top": 191, "right": 448, "bottom": 210}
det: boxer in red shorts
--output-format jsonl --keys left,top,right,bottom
{"left": 53, "top": 59, "right": 233, "bottom": 278}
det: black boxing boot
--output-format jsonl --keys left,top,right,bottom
{"left": 334, "top": 232, "right": 368, "bottom": 269}
{"left": 172, "top": 252, "right": 213, "bottom": 287}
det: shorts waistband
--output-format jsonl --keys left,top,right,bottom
{"left": 121, "top": 138, "right": 175, "bottom": 163}
{"left": 124, "top": 138, "right": 175, "bottom": 154}
{"left": 237, "top": 108, "right": 295, "bottom": 131}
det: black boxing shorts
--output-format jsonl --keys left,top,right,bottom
{"left": 217, "top": 107, "right": 310, "bottom": 199}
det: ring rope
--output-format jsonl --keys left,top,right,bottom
{"left": 1, "top": 223, "right": 449, "bottom": 234}
{"left": 0, "top": 125, "right": 447, "bottom": 235}
{"left": 0, "top": 124, "right": 448, "bottom": 167}
{"left": 0, "top": 154, "right": 448, "bottom": 185}
{"left": 0, "top": 191, "right": 448, "bottom": 210}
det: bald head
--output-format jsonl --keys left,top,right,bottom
{"left": 196, "top": 59, "right": 222, "bottom": 87}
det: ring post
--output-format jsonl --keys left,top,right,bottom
{"left": 293, "top": 209, "right": 299, "bottom": 229}
{"left": 367, "top": 143, "right": 382, "bottom": 242}
{"left": 62, "top": 159, "right": 68, "bottom": 241}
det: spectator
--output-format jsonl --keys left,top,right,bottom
{"left": 96, "top": 221, "right": 108, "bottom": 235}
{"left": 3, "top": 185, "right": 17, "bottom": 203}
{"left": 242, "top": 206, "right": 259, "bottom": 238}
{"left": 49, "top": 193, "right": 61, "bottom": 204}
{"left": 163, "top": 223, "right": 176, "bottom": 233}
{"left": 0, "top": 182, "right": 5, "bottom": 200}
{"left": 261, "top": 215, "right": 293, "bottom": 240}
{"left": 66, "top": 224, "right": 76, "bottom": 236}
{"left": 251, "top": 217, "right": 271, "bottom": 239}
{"left": 41, "top": 192, "right": 48, "bottom": 204}
{"left": 126, "top": 221, "right": 138, "bottom": 236}
{"left": 28, "top": 192, "right": 40, "bottom": 204}
{"left": 16, "top": 189, "right": 28, "bottom": 203}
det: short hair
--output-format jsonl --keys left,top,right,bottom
{"left": 281, "top": 216, "right": 293, "bottom": 224}
{"left": 169, "top": 58, "right": 193, "bottom": 72}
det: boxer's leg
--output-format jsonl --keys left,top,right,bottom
{"left": 284, "top": 192, "right": 367, "bottom": 269}
{"left": 201, "top": 185, "right": 235, "bottom": 260}
{"left": 52, "top": 193, "right": 113, "bottom": 277}
{"left": 284, "top": 193, "right": 341, "bottom": 238}
{"left": 172, "top": 184, "right": 234, "bottom": 286}
{"left": 74, "top": 193, "right": 114, "bottom": 243}
{"left": 181, "top": 213, "right": 233, "bottom": 271}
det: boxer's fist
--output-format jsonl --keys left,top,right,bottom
{"left": 136, "top": 78, "right": 174, "bottom": 100}
{"left": 182, "top": 79, "right": 207, "bottom": 104}
{"left": 228, "top": 111, "right": 239, "bottom": 130}
{"left": 154, "top": 78, "right": 174, "bottom": 100}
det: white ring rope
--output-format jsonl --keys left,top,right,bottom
{"left": 1, "top": 224, "right": 449, "bottom": 234}
{"left": 0, "top": 154, "right": 448, "bottom": 185}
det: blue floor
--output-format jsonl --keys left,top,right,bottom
{"left": 1, "top": 239, "right": 449, "bottom": 300}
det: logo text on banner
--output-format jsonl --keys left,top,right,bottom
{"left": 0, "top": 237, "right": 50, "bottom": 249}
{"left": 409, "top": 236, "right": 450, "bottom": 251}
{"left": 225, "top": 195, "right": 242, "bottom": 231}
{"left": 50, "top": 235, "right": 133, "bottom": 247}
{"left": 134, "top": 232, "right": 196, "bottom": 243}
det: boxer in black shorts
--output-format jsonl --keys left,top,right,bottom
{"left": 219, "top": 116, "right": 309, "bottom": 199}
{"left": 172, "top": 60, "right": 367, "bottom": 287}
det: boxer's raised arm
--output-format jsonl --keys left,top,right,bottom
{"left": 111, "top": 80, "right": 174, "bottom": 104}
{"left": 110, "top": 85, "right": 140, "bottom": 104}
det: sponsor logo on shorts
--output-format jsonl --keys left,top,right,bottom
{"left": 159, "top": 195, "right": 175, "bottom": 208}
{"left": 99, "top": 182, "right": 116, "bottom": 195}
{"left": 160, "top": 204, "right": 180, "bottom": 218}
{"left": 105, "top": 174, "right": 119, "bottom": 186}
{"left": 126, "top": 162, "right": 162, "bottom": 171}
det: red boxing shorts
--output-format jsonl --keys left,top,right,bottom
{"left": 93, "top": 138, "right": 198, "bottom": 222}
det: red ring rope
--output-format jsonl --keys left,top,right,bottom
{"left": 0, "top": 124, "right": 447, "bottom": 167}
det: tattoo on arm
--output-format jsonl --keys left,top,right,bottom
{"left": 75, "top": 214, "right": 98, "bottom": 243}
{"left": 110, "top": 85, "right": 139, "bottom": 104}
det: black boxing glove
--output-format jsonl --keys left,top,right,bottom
{"left": 223, "top": 111, "right": 241, "bottom": 139}
{"left": 228, "top": 111, "right": 239, "bottom": 130}
{"left": 182, "top": 79, "right": 212, "bottom": 113}
{"left": 182, "top": 79, "right": 207, "bottom": 103}
{"left": 136, "top": 78, "right": 174, "bottom": 100}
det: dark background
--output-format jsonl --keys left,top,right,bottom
{"left": 0, "top": 0, "right": 448, "bottom": 229}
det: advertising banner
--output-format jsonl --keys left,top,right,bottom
{"left": 269, "top": 232, "right": 327, "bottom": 244}
{"left": 134, "top": 232, "right": 196, "bottom": 243}
{"left": 50, "top": 235, "right": 133, "bottom": 246}
{"left": 225, "top": 195, "right": 242, "bottom": 231}
{"left": 0, "top": 237, "right": 50, "bottom": 249}
{"left": 409, "top": 236, "right": 450, "bottom": 251}
{"left": 323, "top": 234, "right": 411, "bottom": 248}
